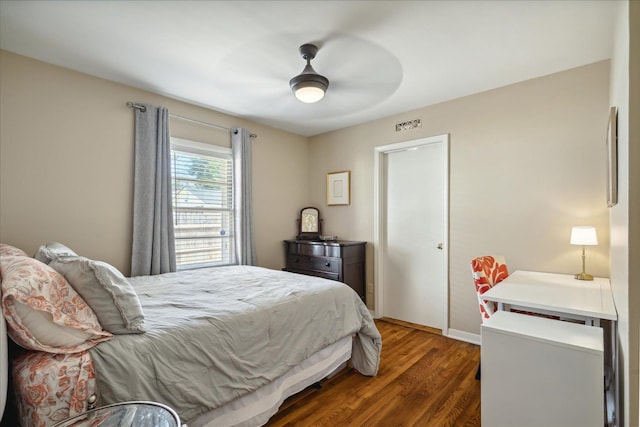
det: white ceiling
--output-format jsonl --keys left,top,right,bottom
{"left": 0, "top": 0, "right": 616, "bottom": 137}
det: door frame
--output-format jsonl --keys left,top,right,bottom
{"left": 373, "top": 134, "right": 450, "bottom": 335}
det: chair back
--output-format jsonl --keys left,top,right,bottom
{"left": 470, "top": 255, "right": 509, "bottom": 321}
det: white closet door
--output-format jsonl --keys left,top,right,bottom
{"left": 383, "top": 142, "right": 445, "bottom": 329}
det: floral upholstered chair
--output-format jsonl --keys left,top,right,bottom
{"left": 470, "top": 255, "right": 560, "bottom": 380}
{"left": 470, "top": 255, "right": 509, "bottom": 321}
{"left": 470, "top": 255, "right": 509, "bottom": 380}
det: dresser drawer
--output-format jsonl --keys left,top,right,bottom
{"left": 286, "top": 254, "right": 341, "bottom": 274}
{"left": 286, "top": 268, "right": 339, "bottom": 281}
{"left": 286, "top": 242, "right": 343, "bottom": 258}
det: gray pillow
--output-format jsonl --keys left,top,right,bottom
{"left": 49, "top": 256, "right": 145, "bottom": 334}
{"left": 34, "top": 242, "right": 78, "bottom": 265}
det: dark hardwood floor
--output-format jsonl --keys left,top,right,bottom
{"left": 267, "top": 319, "right": 481, "bottom": 427}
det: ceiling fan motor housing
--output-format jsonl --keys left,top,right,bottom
{"left": 299, "top": 43, "right": 318, "bottom": 60}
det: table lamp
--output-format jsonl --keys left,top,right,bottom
{"left": 570, "top": 226, "right": 598, "bottom": 280}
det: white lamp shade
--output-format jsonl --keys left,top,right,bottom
{"left": 570, "top": 226, "right": 598, "bottom": 245}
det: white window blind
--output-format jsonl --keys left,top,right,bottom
{"left": 170, "top": 138, "right": 234, "bottom": 269}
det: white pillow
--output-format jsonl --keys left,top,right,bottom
{"left": 33, "top": 242, "right": 78, "bottom": 265}
{"left": 50, "top": 257, "right": 146, "bottom": 334}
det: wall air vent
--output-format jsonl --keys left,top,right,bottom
{"left": 395, "top": 118, "right": 421, "bottom": 132}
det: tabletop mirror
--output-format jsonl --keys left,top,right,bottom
{"left": 297, "top": 207, "right": 322, "bottom": 240}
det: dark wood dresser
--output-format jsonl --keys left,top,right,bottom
{"left": 283, "top": 239, "right": 366, "bottom": 301}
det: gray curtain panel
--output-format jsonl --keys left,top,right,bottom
{"left": 232, "top": 128, "right": 257, "bottom": 266}
{"left": 131, "top": 104, "right": 176, "bottom": 276}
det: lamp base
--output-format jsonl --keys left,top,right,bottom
{"left": 575, "top": 272, "right": 594, "bottom": 281}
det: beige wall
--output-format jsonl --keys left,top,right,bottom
{"left": 609, "top": 1, "right": 640, "bottom": 425}
{"left": 0, "top": 50, "right": 308, "bottom": 274}
{"left": 309, "top": 61, "right": 611, "bottom": 335}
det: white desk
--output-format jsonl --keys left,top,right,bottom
{"left": 482, "top": 270, "right": 618, "bottom": 426}
{"left": 481, "top": 311, "right": 604, "bottom": 427}
{"left": 482, "top": 270, "right": 617, "bottom": 326}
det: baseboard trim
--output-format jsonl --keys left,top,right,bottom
{"left": 372, "top": 316, "right": 481, "bottom": 346}
{"left": 379, "top": 317, "right": 442, "bottom": 336}
{"left": 445, "top": 328, "right": 481, "bottom": 345}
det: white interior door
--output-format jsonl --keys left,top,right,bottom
{"left": 379, "top": 137, "right": 447, "bottom": 329}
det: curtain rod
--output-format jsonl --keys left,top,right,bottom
{"left": 126, "top": 102, "right": 257, "bottom": 138}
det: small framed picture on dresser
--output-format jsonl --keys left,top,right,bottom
{"left": 327, "top": 171, "right": 350, "bottom": 205}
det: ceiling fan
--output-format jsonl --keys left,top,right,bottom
{"left": 289, "top": 43, "right": 330, "bottom": 104}
{"left": 212, "top": 34, "right": 402, "bottom": 120}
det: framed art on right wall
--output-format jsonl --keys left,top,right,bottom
{"left": 606, "top": 106, "right": 618, "bottom": 207}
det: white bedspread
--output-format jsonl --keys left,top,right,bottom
{"left": 88, "top": 266, "right": 381, "bottom": 423}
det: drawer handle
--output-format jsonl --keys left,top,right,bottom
{"left": 324, "top": 262, "right": 331, "bottom": 267}
{"left": 295, "top": 258, "right": 300, "bottom": 263}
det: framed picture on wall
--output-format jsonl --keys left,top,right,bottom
{"left": 327, "top": 171, "right": 350, "bottom": 205}
{"left": 606, "top": 106, "right": 618, "bottom": 207}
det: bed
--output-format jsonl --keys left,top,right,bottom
{"left": 0, "top": 243, "right": 382, "bottom": 426}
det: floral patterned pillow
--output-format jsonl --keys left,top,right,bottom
{"left": 0, "top": 243, "right": 29, "bottom": 282}
{"left": 1, "top": 256, "right": 112, "bottom": 353}
{"left": 0, "top": 243, "right": 28, "bottom": 258}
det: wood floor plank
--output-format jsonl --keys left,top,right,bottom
{"left": 267, "top": 320, "right": 481, "bottom": 426}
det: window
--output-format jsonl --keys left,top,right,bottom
{"left": 170, "top": 137, "right": 234, "bottom": 269}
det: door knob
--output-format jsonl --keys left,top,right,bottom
{"left": 437, "top": 243, "right": 443, "bottom": 250}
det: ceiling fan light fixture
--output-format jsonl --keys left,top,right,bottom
{"left": 289, "top": 44, "right": 329, "bottom": 104}
{"left": 293, "top": 84, "right": 326, "bottom": 103}
{"left": 290, "top": 74, "right": 329, "bottom": 103}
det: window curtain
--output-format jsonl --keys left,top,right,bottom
{"left": 232, "top": 128, "right": 257, "bottom": 266}
{"left": 131, "top": 104, "right": 176, "bottom": 276}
